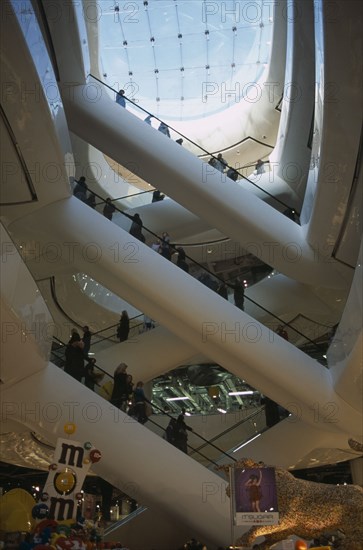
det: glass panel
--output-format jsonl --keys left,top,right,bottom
{"left": 98, "top": 0, "right": 273, "bottom": 119}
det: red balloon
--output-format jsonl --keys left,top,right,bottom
{"left": 89, "top": 449, "right": 102, "bottom": 463}
{"left": 295, "top": 541, "right": 308, "bottom": 550}
{"left": 34, "top": 519, "right": 58, "bottom": 533}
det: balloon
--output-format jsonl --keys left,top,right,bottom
{"left": 295, "top": 541, "right": 308, "bottom": 550}
{"left": 64, "top": 422, "right": 76, "bottom": 435}
{"left": 84, "top": 441, "right": 92, "bottom": 450}
{"left": 0, "top": 488, "right": 36, "bottom": 531}
{"left": 31, "top": 503, "right": 49, "bottom": 519}
{"left": 83, "top": 458, "right": 90, "bottom": 464}
{"left": 89, "top": 449, "right": 102, "bottom": 463}
{"left": 54, "top": 469, "right": 77, "bottom": 494}
{"left": 34, "top": 519, "right": 58, "bottom": 533}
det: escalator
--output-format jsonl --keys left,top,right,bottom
{"left": 2, "top": 1, "right": 362, "bottom": 545}
{"left": 8, "top": 198, "right": 359, "bottom": 439}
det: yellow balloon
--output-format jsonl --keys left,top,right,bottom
{"left": 63, "top": 422, "right": 76, "bottom": 435}
{"left": 0, "top": 488, "right": 36, "bottom": 532}
{"left": 54, "top": 469, "right": 77, "bottom": 494}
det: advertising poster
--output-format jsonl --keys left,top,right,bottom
{"left": 231, "top": 466, "right": 279, "bottom": 526}
{"left": 42, "top": 437, "right": 95, "bottom": 521}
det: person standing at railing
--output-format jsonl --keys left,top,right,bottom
{"left": 82, "top": 325, "right": 92, "bottom": 357}
{"left": 73, "top": 176, "right": 88, "bottom": 202}
{"left": 226, "top": 166, "right": 239, "bottom": 181}
{"left": 116, "top": 89, "right": 126, "bottom": 108}
{"left": 230, "top": 278, "right": 245, "bottom": 311}
{"left": 84, "top": 357, "right": 104, "bottom": 391}
{"left": 164, "top": 417, "right": 177, "bottom": 446}
{"left": 129, "top": 213, "right": 146, "bottom": 243}
{"left": 117, "top": 310, "right": 130, "bottom": 342}
{"left": 174, "top": 409, "right": 192, "bottom": 453}
{"left": 254, "top": 159, "right": 265, "bottom": 175}
{"left": 217, "top": 281, "right": 228, "bottom": 300}
{"left": 160, "top": 231, "right": 172, "bottom": 260}
{"left": 86, "top": 193, "right": 96, "bottom": 209}
{"left": 158, "top": 121, "right": 171, "bottom": 137}
{"left": 110, "top": 363, "right": 129, "bottom": 411}
{"left": 176, "top": 247, "right": 189, "bottom": 273}
{"left": 132, "top": 381, "right": 149, "bottom": 424}
{"left": 64, "top": 332, "right": 85, "bottom": 382}
{"left": 151, "top": 189, "right": 165, "bottom": 202}
{"left": 103, "top": 197, "right": 116, "bottom": 221}
{"left": 214, "top": 153, "right": 228, "bottom": 173}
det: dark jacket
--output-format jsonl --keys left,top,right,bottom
{"left": 117, "top": 317, "right": 130, "bottom": 342}
{"left": 111, "top": 372, "right": 128, "bottom": 407}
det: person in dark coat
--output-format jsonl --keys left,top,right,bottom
{"left": 86, "top": 193, "right": 96, "bottom": 208}
{"left": 231, "top": 278, "right": 245, "bottom": 310}
{"left": 165, "top": 418, "right": 177, "bottom": 445}
{"left": 174, "top": 410, "right": 192, "bottom": 453}
{"left": 158, "top": 122, "right": 170, "bottom": 137}
{"left": 110, "top": 363, "right": 129, "bottom": 411}
{"left": 82, "top": 325, "right": 92, "bottom": 357}
{"left": 176, "top": 247, "right": 189, "bottom": 273}
{"left": 84, "top": 357, "right": 104, "bottom": 391}
{"left": 152, "top": 190, "right": 165, "bottom": 202}
{"left": 73, "top": 176, "right": 88, "bottom": 202}
{"left": 129, "top": 213, "right": 145, "bottom": 242}
{"left": 103, "top": 197, "right": 116, "bottom": 220}
{"left": 214, "top": 153, "right": 227, "bottom": 173}
{"left": 217, "top": 281, "right": 228, "bottom": 300}
{"left": 160, "top": 232, "right": 171, "bottom": 260}
{"left": 64, "top": 332, "right": 85, "bottom": 382}
{"left": 117, "top": 310, "right": 130, "bottom": 342}
{"left": 226, "top": 167, "right": 239, "bottom": 181}
{"left": 199, "top": 273, "right": 218, "bottom": 291}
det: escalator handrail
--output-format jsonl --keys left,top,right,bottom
{"left": 81, "top": 186, "right": 328, "bottom": 359}
{"left": 188, "top": 406, "right": 265, "bottom": 457}
{"left": 103, "top": 505, "right": 148, "bottom": 536}
{"left": 88, "top": 74, "right": 298, "bottom": 214}
{"left": 48, "top": 275, "right": 144, "bottom": 346}
{"left": 146, "top": 417, "right": 224, "bottom": 467}
{"left": 51, "top": 337, "right": 236, "bottom": 464}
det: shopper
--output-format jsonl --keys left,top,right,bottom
{"left": 117, "top": 310, "right": 130, "bottom": 342}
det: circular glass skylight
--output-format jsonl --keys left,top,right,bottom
{"left": 99, "top": 0, "right": 273, "bottom": 120}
